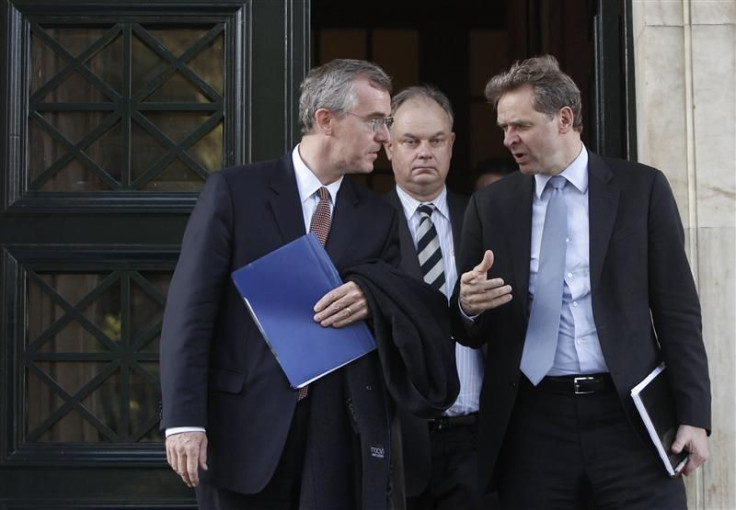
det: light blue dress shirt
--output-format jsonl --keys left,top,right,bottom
{"left": 529, "top": 146, "right": 608, "bottom": 376}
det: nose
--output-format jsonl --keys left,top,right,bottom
{"left": 375, "top": 123, "right": 390, "bottom": 142}
{"left": 503, "top": 129, "right": 517, "bottom": 148}
{"left": 417, "top": 140, "right": 432, "bottom": 158}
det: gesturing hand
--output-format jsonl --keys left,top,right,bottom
{"left": 459, "top": 250, "right": 513, "bottom": 316}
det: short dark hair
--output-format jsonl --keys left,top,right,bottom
{"left": 484, "top": 54, "right": 583, "bottom": 133}
{"left": 299, "top": 59, "right": 392, "bottom": 134}
{"left": 390, "top": 85, "right": 454, "bottom": 128}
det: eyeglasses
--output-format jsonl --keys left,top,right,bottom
{"left": 346, "top": 112, "right": 394, "bottom": 132}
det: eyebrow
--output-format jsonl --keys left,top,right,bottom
{"left": 401, "top": 131, "right": 448, "bottom": 138}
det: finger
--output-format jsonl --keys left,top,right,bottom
{"left": 461, "top": 286, "right": 513, "bottom": 315}
{"left": 330, "top": 304, "right": 368, "bottom": 328}
{"left": 314, "top": 283, "right": 366, "bottom": 324}
{"left": 199, "top": 436, "right": 209, "bottom": 472}
{"left": 314, "top": 299, "right": 348, "bottom": 324}
{"left": 671, "top": 436, "right": 685, "bottom": 454}
{"left": 165, "top": 440, "right": 174, "bottom": 467}
{"left": 186, "top": 448, "right": 200, "bottom": 487}
{"left": 320, "top": 299, "right": 365, "bottom": 327}
{"left": 168, "top": 439, "right": 183, "bottom": 474}
{"left": 682, "top": 457, "right": 696, "bottom": 476}
{"left": 477, "top": 250, "right": 494, "bottom": 273}
{"left": 313, "top": 286, "right": 346, "bottom": 313}
{"left": 467, "top": 277, "right": 508, "bottom": 293}
{"left": 461, "top": 251, "right": 495, "bottom": 284}
{"left": 469, "top": 250, "right": 493, "bottom": 275}
{"left": 462, "top": 282, "right": 512, "bottom": 304}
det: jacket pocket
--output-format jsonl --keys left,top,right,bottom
{"left": 208, "top": 367, "right": 245, "bottom": 393}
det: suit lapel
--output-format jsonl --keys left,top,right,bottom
{"left": 587, "top": 152, "right": 619, "bottom": 292}
{"left": 326, "top": 178, "right": 361, "bottom": 264}
{"left": 268, "top": 155, "right": 306, "bottom": 244}
{"left": 386, "top": 189, "right": 423, "bottom": 279}
{"left": 446, "top": 191, "right": 466, "bottom": 266}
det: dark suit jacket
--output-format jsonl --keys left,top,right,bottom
{"left": 451, "top": 151, "right": 711, "bottom": 494}
{"left": 160, "top": 153, "right": 401, "bottom": 495}
{"left": 385, "top": 187, "right": 469, "bottom": 496}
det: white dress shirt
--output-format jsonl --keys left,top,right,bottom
{"left": 396, "top": 185, "right": 484, "bottom": 416}
{"left": 529, "top": 146, "right": 608, "bottom": 376}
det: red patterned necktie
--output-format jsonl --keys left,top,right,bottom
{"left": 309, "top": 187, "right": 332, "bottom": 245}
{"left": 298, "top": 186, "right": 331, "bottom": 400}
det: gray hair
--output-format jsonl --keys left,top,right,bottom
{"left": 299, "top": 59, "right": 392, "bottom": 134}
{"left": 390, "top": 85, "right": 454, "bottom": 129}
{"left": 484, "top": 55, "right": 583, "bottom": 133}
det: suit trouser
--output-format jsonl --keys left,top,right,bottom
{"left": 195, "top": 401, "right": 310, "bottom": 510}
{"left": 406, "top": 418, "right": 483, "bottom": 510}
{"left": 496, "top": 376, "right": 686, "bottom": 510}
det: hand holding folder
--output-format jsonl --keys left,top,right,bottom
{"left": 631, "top": 363, "right": 689, "bottom": 477}
{"left": 231, "top": 234, "right": 377, "bottom": 389}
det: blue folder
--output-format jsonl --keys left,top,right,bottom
{"left": 231, "top": 233, "right": 377, "bottom": 389}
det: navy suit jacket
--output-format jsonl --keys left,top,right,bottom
{"left": 452, "top": 152, "right": 711, "bottom": 494}
{"left": 386, "top": 187, "right": 469, "bottom": 496}
{"left": 160, "top": 153, "right": 401, "bottom": 495}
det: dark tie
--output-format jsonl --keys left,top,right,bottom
{"left": 520, "top": 176, "right": 568, "bottom": 385}
{"left": 416, "top": 204, "right": 445, "bottom": 292}
{"left": 309, "top": 187, "right": 332, "bottom": 246}
{"left": 298, "top": 187, "right": 332, "bottom": 400}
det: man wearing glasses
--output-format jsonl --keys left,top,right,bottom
{"left": 159, "top": 59, "right": 458, "bottom": 509}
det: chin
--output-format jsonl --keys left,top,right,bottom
{"left": 353, "top": 164, "right": 374, "bottom": 174}
{"left": 517, "top": 165, "right": 539, "bottom": 175}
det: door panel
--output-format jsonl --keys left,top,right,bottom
{"left": 0, "top": 0, "right": 308, "bottom": 507}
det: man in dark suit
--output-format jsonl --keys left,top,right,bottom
{"left": 453, "top": 55, "right": 710, "bottom": 509}
{"left": 384, "top": 86, "right": 483, "bottom": 510}
{"left": 159, "top": 59, "right": 457, "bottom": 510}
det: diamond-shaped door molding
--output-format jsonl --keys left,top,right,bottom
{"left": 29, "top": 23, "right": 225, "bottom": 192}
{"left": 24, "top": 270, "right": 170, "bottom": 443}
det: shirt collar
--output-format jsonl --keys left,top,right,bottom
{"left": 395, "top": 184, "right": 449, "bottom": 221}
{"left": 534, "top": 144, "right": 589, "bottom": 198}
{"left": 292, "top": 145, "right": 343, "bottom": 204}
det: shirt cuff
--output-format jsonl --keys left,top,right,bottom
{"left": 165, "top": 426, "right": 206, "bottom": 437}
{"left": 458, "top": 301, "right": 479, "bottom": 323}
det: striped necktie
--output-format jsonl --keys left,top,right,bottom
{"left": 416, "top": 204, "right": 445, "bottom": 292}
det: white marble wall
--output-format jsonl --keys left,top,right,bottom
{"left": 632, "top": 1, "right": 736, "bottom": 508}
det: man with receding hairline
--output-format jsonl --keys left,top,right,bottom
{"left": 385, "top": 85, "right": 484, "bottom": 510}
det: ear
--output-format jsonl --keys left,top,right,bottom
{"left": 314, "top": 108, "right": 334, "bottom": 135}
{"left": 558, "top": 106, "right": 574, "bottom": 134}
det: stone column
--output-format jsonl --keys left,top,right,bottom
{"left": 632, "top": 1, "right": 735, "bottom": 508}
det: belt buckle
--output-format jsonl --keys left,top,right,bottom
{"left": 573, "top": 376, "right": 596, "bottom": 395}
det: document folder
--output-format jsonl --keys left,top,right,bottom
{"left": 231, "top": 233, "right": 377, "bottom": 389}
{"left": 631, "top": 363, "right": 688, "bottom": 477}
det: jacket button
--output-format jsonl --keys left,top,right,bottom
{"left": 509, "top": 381, "right": 517, "bottom": 389}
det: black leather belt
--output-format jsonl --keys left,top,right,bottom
{"left": 428, "top": 412, "right": 478, "bottom": 432}
{"left": 534, "top": 373, "right": 614, "bottom": 395}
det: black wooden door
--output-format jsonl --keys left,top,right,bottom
{"left": 0, "top": 1, "right": 307, "bottom": 507}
